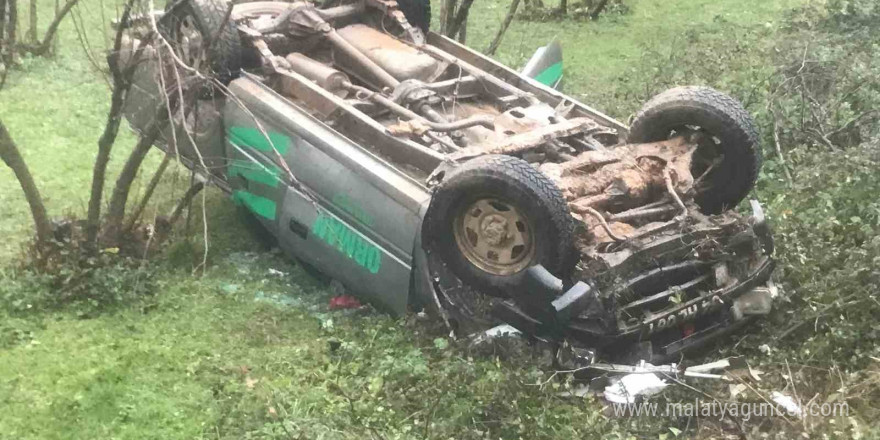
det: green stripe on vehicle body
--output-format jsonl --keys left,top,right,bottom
{"left": 228, "top": 126, "right": 291, "bottom": 155}
{"left": 534, "top": 61, "right": 563, "bottom": 86}
{"left": 228, "top": 160, "right": 282, "bottom": 187}
{"left": 233, "top": 191, "right": 277, "bottom": 220}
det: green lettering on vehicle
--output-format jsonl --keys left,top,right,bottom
{"left": 311, "top": 213, "right": 382, "bottom": 274}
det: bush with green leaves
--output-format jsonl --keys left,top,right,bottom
{"left": 0, "top": 255, "right": 155, "bottom": 317}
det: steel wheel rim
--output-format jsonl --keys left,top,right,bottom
{"left": 171, "top": 14, "right": 206, "bottom": 71}
{"left": 452, "top": 197, "right": 536, "bottom": 276}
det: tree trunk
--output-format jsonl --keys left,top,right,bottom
{"left": 85, "top": 0, "right": 138, "bottom": 251}
{"left": 457, "top": 16, "right": 467, "bottom": 44}
{"left": 442, "top": 0, "right": 456, "bottom": 36}
{"left": 6, "top": 0, "right": 15, "bottom": 46}
{"left": 0, "top": 0, "right": 17, "bottom": 89}
{"left": 0, "top": 120, "right": 53, "bottom": 246}
{"left": 559, "top": 0, "right": 567, "bottom": 15}
{"left": 103, "top": 111, "right": 168, "bottom": 244}
{"left": 588, "top": 0, "right": 609, "bottom": 19}
{"left": 28, "top": 0, "right": 78, "bottom": 56}
{"left": 86, "top": 78, "right": 129, "bottom": 250}
{"left": 447, "top": 0, "right": 474, "bottom": 40}
{"left": 26, "top": 0, "right": 34, "bottom": 42}
{"left": 485, "top": 0, "right": 521, "bottom": 55}
{"left": 0, "top": 0, "right": 7, "bottom": 63}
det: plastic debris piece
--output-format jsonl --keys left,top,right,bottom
{"left": 329, "top": 295, "right": 362, "bottom": 310}
{"left": 771, "top": 392, "right": 803, "bottom": 417}
{"left": 586, "top": 361, "right": 678, "bottom": 376}
{"left": 485, "top": 324, "right": 522, "bottom": 338}
{"left": 729, "top": 383, "right": 748, "bottom": 399}
{"left": 603, "top": 373, "right": 668, "bottom": 404}
{"left": 468, "top": 324, "right": 523, "bottom": 346}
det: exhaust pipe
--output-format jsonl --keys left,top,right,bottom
{"left": 283, "top": 53, "right": 351, "bottom": 98}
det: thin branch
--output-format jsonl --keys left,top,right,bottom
{"left": 125, "top": 152, "right": 171, "bottom": 232}
{"left": 769, "top": 105, "right": 793, "bottom": 184}
{"left": 485, "top": 0, "right": 520, "bottom": 56}
{"left": 826, "top": 110, "right": 877, "bottom": 138}
{"left": 167, "top": 180, "right": 205, "bottom": 225}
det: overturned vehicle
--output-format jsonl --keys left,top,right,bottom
{"left": 118, "top": 0, "right": 775, "bottom": 362}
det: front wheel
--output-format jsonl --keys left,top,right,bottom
{"left": 422, "top": 155, "right": 577, "bottom": 296}
{"left": 162, "top": 0, "right": 243, "bottom": 96}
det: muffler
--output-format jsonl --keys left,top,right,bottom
{"left": 282, "top": 53, "right": 351, "bottom": 98}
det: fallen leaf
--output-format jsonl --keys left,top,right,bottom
{"left": 245, "top": 376, "right": 259, "bottom": 389}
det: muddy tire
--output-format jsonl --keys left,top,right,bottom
{"left": 163, "top": 0, "right": 242, "bottom": 95}
{"left": 422, "top": 155, "right": 577, "bottom": 296}
{"left": 627, "top": 86, "right": 762, "bottom": 214}
{"left": 397, "top": 0, "right": 431, "bottom": 33}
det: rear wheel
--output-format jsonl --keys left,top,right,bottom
{"left": 422, "top": 155, "right": 576, "bottom": 296}
{"left": 627, "top": 86, "right": 762, "bottom": 214}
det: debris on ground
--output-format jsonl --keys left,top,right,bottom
{"left": 771, "top": 391, "right": 803, "bottom": 418}
{"left": 603, "top": 373, "right": 668, "bottom": 404}
{"left": 468, "top": 324, "right": 522, "bottom": 346}
{"left": 329, "top": 294, "right": 363, "bottom": 310}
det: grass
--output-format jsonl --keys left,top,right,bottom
{"left": 2, "top": 0, "right": 879, "bottom": 438}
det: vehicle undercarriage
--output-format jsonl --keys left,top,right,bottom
{"left": 120, "top": 0, "right": 775, "bottom": 362}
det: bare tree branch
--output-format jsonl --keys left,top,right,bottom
{"left": 485, "top": 0, "right": 520, "bottom": 55}
{"left": 25, "top": 0, "right": 79, "bottom": 56}
{"left": 167, "top": 180, "right": 205, "bottom": 226}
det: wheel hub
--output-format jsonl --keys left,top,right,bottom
{"left": 454, "top": 198, "right": 535, "bottom": 275}
{"left": 479, "top": 214, "right": 509, "bottom": 246}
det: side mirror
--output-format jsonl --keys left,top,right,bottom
{"left": 521, "top": 40, "right": 563, "bottom": 90}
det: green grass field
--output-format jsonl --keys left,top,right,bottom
{"left": 2, "top": 0, "right": 879, "bottom": 438}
